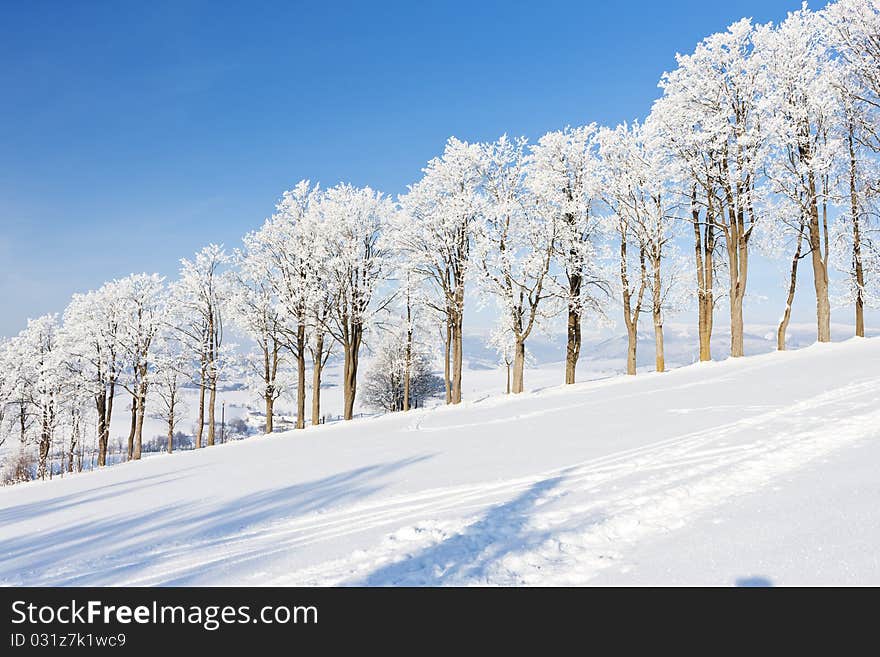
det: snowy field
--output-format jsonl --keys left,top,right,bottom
{"left": 1, "top": 328, "right": 879, "bottom": 586}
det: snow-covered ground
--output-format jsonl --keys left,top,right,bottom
{"left": 1, "top": 330, "right": 879, "bottom": 586}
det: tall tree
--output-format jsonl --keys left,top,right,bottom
{"left": 231, "top": 241, "right": 289, "bottom": 433}
{"left": 247, "top": 181, "right": 323, "bottom": 429}
{"left": 756, "top": 8, "right": 843, "bottom": 344}
{"left": 117, "top": 273, "right": 165, "bottom": 460}
{"left": 62, "top": 282, "right": 125, "bottom": 466}
{"left": 526, "top": 125, "right": 609, "bottom": 383}
{"left": 397, "top": 138, "right": 483, "bottom": 404}
{"left": 474, "top": 135, "right": 559, "bottom": 393}
{"left": 599, "top": 121, "right": 685, "bottom": 374}
{"left": 656, "top": 19, "right": 765, "bottom": 357}
{"left": 172, "top": 245, "right": 230, "bottom": 447}
{"left": 315, "top": 183, "right": 395, "bottom": 419}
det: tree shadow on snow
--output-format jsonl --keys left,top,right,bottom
{"left": 0, "top": 454, "right": 433, "bottom": 586}
{"left": 359, "top": 475, "right": 577, "bottom": 586}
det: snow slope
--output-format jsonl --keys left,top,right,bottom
{"left": 1, "top": 337, "right": 879, "bottom": 586}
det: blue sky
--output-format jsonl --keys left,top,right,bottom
{"left": 0, "top": 0, "right": 865, "bottom": 338}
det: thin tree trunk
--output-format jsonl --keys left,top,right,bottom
{"left": 126, "top": 394, "right": 137, "bottom": 460}
{"left": 403, "top": 346, "right": 411, "bottom": 412}
{"left": 777, "top": 226, "right": 805, "bottom": 351}
{"left": 849, "top": 126, "right": 865, "bottom": 338}
{"left": 196, "top": 367, "right": 205, "bottom": 449}
{"left": 296, "top": 324, "right": 306, "bottom": 429}
{"left": 207, "top": 371, "right": 217, "bottom": 446}
{"left": 652, "top": 260, "right": 665, "bottom": 373}
{"left": 133, "top": 379, "right": 147, "bottom": 460}
{"left": 67, "top": 412, "right": 77, "bottom": 474}
{"left": 620, "top": 237, "right": 646, "bottom": 376}
{"left": 443, "top": 317, "right": 452, "bottom": 404}
{"left": 38, "top": 410, "right": 51, "bottom": 480}
{"left": 505, "top": 361, "right": 510, "bottom": 394}
{"left": 693, "top": 190, "right": 715, "bottom": 362}
{"left": 565, "top": 302, "right": 581, "bottom": 385}
{"left": 311, "top": 333, "right": 324, "bottom": 427}
{"left": 263, "top": 344, "right": 275, "bottom": 434}
{"left": 100, "top": 381, "right": 115, "bottom": 465}
{"left": 167, "top": 405, "right": 174, "bottom": 454}
{"left": 96, "top": 393, "right": 108, "bottom": 467}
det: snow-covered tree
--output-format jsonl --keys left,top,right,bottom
{"left": 362, "top": 325, "right": 443, "bottom": 413}
{"left": 114, "top": 273, "right": 166, "bottom": 460}
{"left": 313, "top": 183, "right": 396, "bottom": 419}
{"left": 150, "top": 328, "right": 190, "bottom": 454}
{"left": 170, "top": 244, "right": 231, "bottom": 447}
{"left": 62, "top": 282, "right": 126, "bottom": 466}
{"left": 474, "top": 135, "right": 560, "bottom": 393}
{"left": 598, "top": 120, "right": 685, "bottom": 374}
{"left": 247, "top": 181, "right": 325, "bottom": 429}
{"left": 755, "top": 7, "right": 844, "bottom": 344}
{"left": 655, "top": 18, "right": 765, "bottom": 358}
{"left": 526, "top": 125, "right": 610, "bottom": 383}
{"left": 397, "top": 138, "right": 483, "bottom": 404}
{"left": 823, "top": 0, "right": 880, "bottom": 155}
{"left": 230, "top": 239, "right": 291, "bottom": 433}
{"left": 13, "top": 315, "right": 63, "bottom": 479}
{"left": 822, "top": 0, "right": 880, "bottom": 336}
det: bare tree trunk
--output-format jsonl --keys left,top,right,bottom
{"left": 126, "top": 394, "right": 137, "bottom": 460}
{"left": 620, "top": 238, "right": 646, "bottom": 376}
{"left": 311, "top": 333, "right": 324, "bottom": 427}
{"left": 650, "top": 248, "right": 665, "bottom": 373}
{"left": 777, "top": 226, "right": 805, "bottom": 351}
{"left": 263, "top": 394, "right": 274, "bottom": 434}
{"left": 67, "top": 412, "right": 77, "bottom": 474}
{"left": 451, "top": 299, "right": 464, "bottom": 404}
{"left": 263, "top": 344, "right": 275, "bottom": 434}
{"left": 511, "top": 338, "right": 526, "bottom": 394}
{"left": 403, "top": 347, "right": 411, "bottom": 413}
{"left": 626, "top": 324, "right": 638, "bottom": 375}
{"left": 443, "top": 317, "right": 452, "bottom": 404}
{"left": 693, "top": 190, "right": 715, "bottom": 362}
{"left": 196, "top": 367, "right": 205, "bottom": 449}
{"left": 726, "top": 226, "right": 747, "bottom": 358}
{"left": 807, "top": 173, "right": 832, "bottom": 343}
{"left": 505, "top": 361, "right": 510, "bottom": 394}
{"left": 310, "top": 366, "right": 320, "bottom": 426}
{"left": 167, "top": 406, "right": 174, "bottom": 454}
{"left": 849, "top": 126, "right": 865, "bottom": 338}
{"left": 564, "top": 247, "right": 583, "bottom": 384}
{"left": 133, "top": 379, "right": 147, "bottom": 460}
{"left": 207, "top": 372, "right": 217, "bottom": 446}
{"left": 38, "top": 410, "right": 51, "bottom": 480}
{"left": 565, "top": 302, "right": 581, "bottom": 385}
{"left": 96, "top": 393, "right": 108, "bottom": 467}
{"left": 343, "top": 325, "right": 362, "bottom": 420}
{"left": 296, "top": 325, "right": 306, "bottom": 429}
{"left": 720, "top": 191, "right": 748, "bottom": 358}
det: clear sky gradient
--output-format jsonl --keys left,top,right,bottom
{"left": 1, "top": 0, "right": 866, "bottom": 338}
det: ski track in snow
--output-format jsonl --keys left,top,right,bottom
{"left": 281, "top": 378, "right": 880, "bottom": 585}
{"left": 75, "top": 379, "right": 880, "bottom": 586}
{"left": 2, "top": 340, "right": 879, "bottom": 586}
